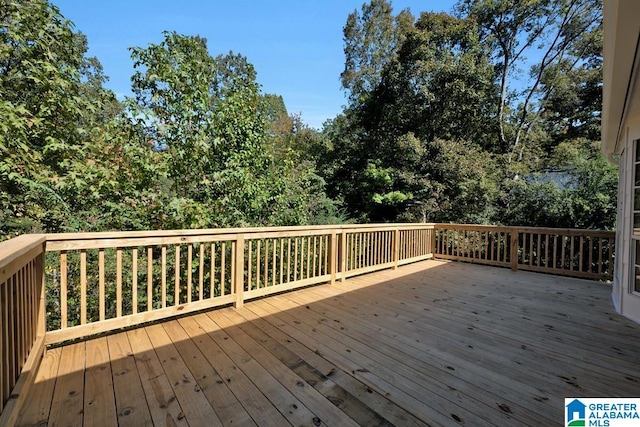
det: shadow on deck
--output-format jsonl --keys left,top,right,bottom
{"left": 16, "top": 260, "right": 640, "bottom": 426}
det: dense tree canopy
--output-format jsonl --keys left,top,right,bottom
{"left": 0, "top": 0, "right": 614, "bottom": 239}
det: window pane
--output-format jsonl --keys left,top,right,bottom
{"left": 636, "top": 140, "right": 640, "bottom": 162}
{"left": 636, "top": 266, "right": 640, "bottom": 292}
{"left": 636, "top": 240, "right": 640, "bottom": 265}
{"left": 636, "top": 164, "right": 640, "bottom": 186}
{"left": 635, "top": 189, "right": 640, "bottom": 210}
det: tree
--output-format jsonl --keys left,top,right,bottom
{"left": 341, "top": 0, "right": 413, "bottom": 105}
{"left": 457, "top": 0, "right": 603, "bottom": 161}
{"left": 0, "top": 0, "right": 125, "bottom": 236}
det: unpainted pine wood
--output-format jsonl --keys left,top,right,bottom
{"left": 132, "top": 247, "right": 138, "bottom": 315}
{"left": 220, "top": 242, "right": 226, "bottom": 296}
{"left": 107, "top": 331, "right": 153, "bottom": 426}
{"left": 15, "top": 346, "right": 61, "bottom": 427}
{"left": 126, "top": 327, "right": 187, "bottom": 426}
{"left": 99, "top": 249, "right": 106, "bottom": 321}
{"left": 174, "top": 244, "right": 181, "bottom": 305}
{"left": 83, "top": 336, "right": 117, "bottom": 426}
{"left": 147, "top": 247, "right": 153, "bottom": 311}
{"left": 198, "top": 311, "right": 323, "bottom": 426}
{"left": 211, "top": 309, "right": 360, "bottom": 427}
{"left": 144, "top": 323, "right": 223, "bottom": 426}
{"left": 234, "top": 306, "right": 428, "bottom": 427}
{"left": 246, "top": 300, "right": 458, "bottom": 426}
{"left": 60, "top": 251, "right": 67, "bottom": 329}
{"left": 161, "top": 245, "right": 167, "bottom": 308}
{"left": 222, "top": 308, "right": 396, "bottom": 427}
{"left": 280, "top": 238, "right": 285, "bottom": 285}
{"left": 264, "top": 239, "right": 269, "bottom": 285}
{"left": 116, "top": 248, "right": 122, "bottom": 317}
{"left": 48, "top": 342, "right": 85, "bottom": 426}
{"left": 285, "top": 284, "right": 558, "bottom": 424}
{"left": 179, "top": 314, "right": 290, "bottom": 426}
{"left": 262, "top": 295, "right": 522, "bottom": 426}
{"left": 199, "top": 243, "right": 205, "bottom": 301}
{"left": 210, "top": 242, "right": 216, "bottom": 297}
{"left": 248, "top": 240, "right": 253, "bottom": 290}
{"left": 80, "top": 250, "right": 87, "bottom": 325}
{"left": 187, "top": 244, "right": 193, "bottom": 303}
{"left": 161, "top": 320, "right": 256, "bottom": 426}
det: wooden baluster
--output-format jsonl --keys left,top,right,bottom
{"left": 263, "top": 239, "right": 269, "bottom": 286}
{"left": 187, "top": 245, "right": 193, "bottom": 303}
{"left": 199, "top": 243, "right": 204, "bottom": 300}
{"left": 570, "top": 236, "right": 575, "bottom": 271}
{"left": 146, "top": 247, "right": 153, "bottom": 312}
{"left": 116, "top": 248, "right": 123, "bottom": 316}
{"left": 272, "top": 238, "right": 277, "bottom": 286}
{"left": 579, "top": 236, "right": 584, "bottom": 273}
{"left": 161, "top": 245, "right": 167, "bottom": 308}
{"left": 214, "top": 242, "right": 216, "bottom": 298}
{"left": 256, "top": 240, "right": 261, "bottom": 288}
{"left": 174, "top": 245, "right": 181, "bottom": 305}
{"left": 80, "top": 250, "right": 87, "bottom": 324}
{"left": 132, "top": 248, "right": 138, "bottom": 314}
{"left": 286, "top": 238, "right": 291, "bottom": 283}
{"left": 248, "top": 240, "right": 253, "bottom": 291}
{"left": 60, "top": 251, "right": 67, "bottom": 329}
{"left": 598, "top": 237, "right": 603, "bottom": 276}
{"left": 280, "top": 238, "right": 285, "bottom": 284}
{"left": 234, "top": 236, "right": 244, "bottom": 308}
{"left": 220, "top": 242, "right": 226, "bottom": 296}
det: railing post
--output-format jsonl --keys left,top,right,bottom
{"left": 234, "top": 234, "right": 245, "bottom": 308}
{"left": 38, "top": 249, "right": 46, "bottom": 337}
{"left": 393, "top": 228, "right": 400, "bottom": 269}
{"left": 329, "top": 231, "right": 337, "bottom": 285}
{"left": 430, "top": 225, "right": 436, "bottom": 258}
{"left": 510, "top": 228, "right": 519, "bottom": 271}
{"left": 340, "top": 231, "right": 347, "bottom": 282}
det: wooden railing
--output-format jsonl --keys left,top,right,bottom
{"left": 0, "top": 234, "right": 46, "bottom": 426}
{"left": 433, "top": 224, "right": 615, "bottom": 280}
{"left": 43, "top": 224, "right": 434, "bottom": 345}
{"left": 0, "top": 222, "right": 615, "bottom": 422}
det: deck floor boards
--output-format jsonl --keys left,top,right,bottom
{"left": 15, "top": 260, "right": 640, "bottom": 426}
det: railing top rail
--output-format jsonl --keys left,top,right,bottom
{"left": 0, "top": 234, "right": 46, "bottom": 272}
{"left": 45, "top": 223, "right": 436, "bottom": 243}
{"left": 434, "top": 223, "right": 615, "bottom": 237}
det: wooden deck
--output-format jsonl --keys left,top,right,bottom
{"left": 15, "top": 260, "right": 640, "bottom": 426}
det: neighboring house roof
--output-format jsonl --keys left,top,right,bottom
{"left": 602, "top": 0, "right": 640, "bottom": 162}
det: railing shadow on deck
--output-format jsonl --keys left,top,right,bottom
{"left": 0, "top": 223, "right": 616, "bottom": 424}
{"left": 10, "top": 261, "right": 640, "bottom": 426}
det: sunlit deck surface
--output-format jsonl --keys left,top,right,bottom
{"left": 16, "top": 260, "right": 640, "bottom": 426}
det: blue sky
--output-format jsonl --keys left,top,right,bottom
{"left": 53, "top": 0, "right": 457, "bottom": 129}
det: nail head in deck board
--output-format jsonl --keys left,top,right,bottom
{"left": 83, "top": 336, "right": 117, "bottom": 426}
{"left": 126, "top": 327, "right": 188, "bottom": 426}
{"left": 107, "top": 332, "right": 154, "bottom": 426}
